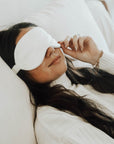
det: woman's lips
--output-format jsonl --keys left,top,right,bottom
{"left": 48, "top": 56, "right": 61, "bottom": 67}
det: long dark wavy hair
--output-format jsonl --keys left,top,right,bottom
{"left": 0, "top": 22, "right": 114, "bottom": 138}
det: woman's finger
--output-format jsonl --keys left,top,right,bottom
{"left": 69, "top": 38, "right": 76, "bottom": 50}
{"left": 62, "top": 47, "right": 76, "bottom": 58}
{"left": 64, "top": 36, "right": 70, "bottom": 48}
{"left": 73, "top": 35, "right": 78, "bottom": 51}
{"left": 83, "top": 36, "right": 91, "bottom": 48}
{"left": 58, "top": 41, "right": 66, "bottom": 49}
{"left": 78, "top": 37, "right": 85, "bottom": 52}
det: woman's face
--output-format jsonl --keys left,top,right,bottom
{"left": 28, "top": 47, "right": 67, "bottom": 83}
{"left": 16, "top": 27, "right": 67, "bottom": 83}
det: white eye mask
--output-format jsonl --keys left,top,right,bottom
{"left": 12, "top": 27, "right": 60, "bottom": 74}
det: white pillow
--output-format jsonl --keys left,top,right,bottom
{"left": 86, "top": 0, "right": 114, "bottom": 53}
{"left": 0, "top": 57, "right": 36, "bottom": 144}
{"left": 24, "top": 0, "right": 110, "bottom": 68}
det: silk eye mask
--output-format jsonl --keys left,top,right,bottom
{"left": 12, "top": 27, "right": 60, "bottom": 74}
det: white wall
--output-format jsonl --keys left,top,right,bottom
{"left": 0, "top": 0, "right": 114, "bottom": 28}
{"left": 0, "top": 0, "right": 51, "bottom": 27}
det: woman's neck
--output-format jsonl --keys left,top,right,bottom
{"left": 50, "top": 72, "right": 72, "bottom": 89}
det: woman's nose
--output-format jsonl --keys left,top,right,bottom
{"left": 46, "top": 47, "right": 57, "bottom": 57}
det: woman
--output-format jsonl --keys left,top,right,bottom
{"left": 0, "top": 22, "right": 114, "bottom": 143}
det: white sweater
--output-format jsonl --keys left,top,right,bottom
{"left": 35, "top": 52, "right": 114, "bottom": 144}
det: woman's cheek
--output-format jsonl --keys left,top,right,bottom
{"left": 42, "top": 68, "right": 55, "bottom": 82}
{"left": 50, "top": 66, "right": 63, "bottom": 80}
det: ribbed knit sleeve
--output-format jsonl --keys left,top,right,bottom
{"left": 99, "top": 52, "right": 114, "bottom": 74}
{"left": 35, "top": 106, "right": 114, "bottom": 144}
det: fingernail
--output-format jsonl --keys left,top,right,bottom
{"left": 75, "top": 46, "right": 77, "bottom": 51}
{"left": 66, "top": 36, "right": 70, "bottom": 41}
{"left": 73, "top": 35, "right": 77, "bottom": 39}
{"left": 64, "top": 40, "right": 69, "bottom": 48}
{"left": 81, "top": 47, "right": 83, "bottom": 52}
{"left": 77, "top": 34, "right": 80, "bottom": 38}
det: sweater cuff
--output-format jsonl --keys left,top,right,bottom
{"left": 99, "top": 52, "right": 114, "bottom": 74}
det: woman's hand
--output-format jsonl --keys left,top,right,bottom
{"left": 58, "top": 35, "right": 102, "bottom": 65}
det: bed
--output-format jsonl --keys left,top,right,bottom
{"left": 0, "top": 0, "right": 113, "bottom": 144}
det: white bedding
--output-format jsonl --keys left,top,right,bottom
{"left": 86, "top": 0, "right": 114, "bottom": 53}
{"left": 0, "top": 0, "right": 114, "bottom": 144}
